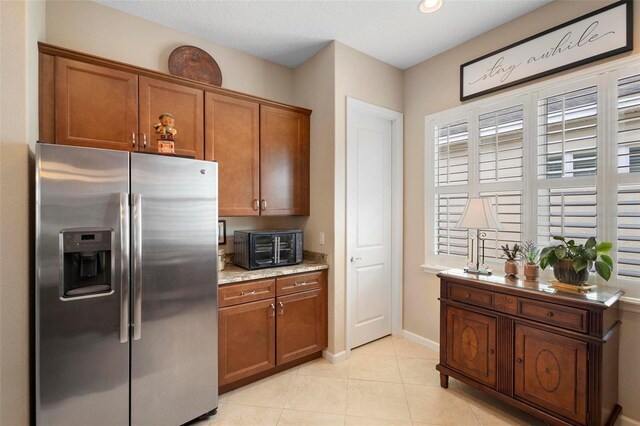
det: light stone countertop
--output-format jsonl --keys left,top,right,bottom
{"left": 218, "top": 260, "right": 329, "bottom": 285}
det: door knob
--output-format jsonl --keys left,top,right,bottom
{"left": 350, "top": 257, "right": 362, "bottom": 262}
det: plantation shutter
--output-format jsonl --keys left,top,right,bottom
{"left": 435, "top": 193, "right": 468, "bottom": 257}
{"left": 478, "top": 105, "right": 524, "bottom": 183}
{"left": 434, "top": 120, "right": 469, "bottom": 186}
{"left": 537, "top": 86, "right": 598, "bottom": 179}
{"left": 537, "top": 187, "right": 597, "bottom": 248}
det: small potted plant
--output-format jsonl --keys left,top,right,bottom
{"left": 500, "top": 243, "right": 520, "bottom": 277}
{"left": 519, "top": 240, "right": 540, "bottom": 280}
{"left": 539, "top": 236, "right": 613, "bottom": 286}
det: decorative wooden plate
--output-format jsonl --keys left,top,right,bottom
{"left": 168, "top": 45, "right": 222, "bottom": 86}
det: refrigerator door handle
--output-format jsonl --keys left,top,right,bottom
{"left": 119, "top": 192, "right": 130, "bottom": 343}
{"left": 132, "top": 193, "right": 143, "bottom": 341}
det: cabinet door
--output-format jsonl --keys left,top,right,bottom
{"left": 139, "top": 76, "right": 204, "bottom": 159}
{"left": 219, "top": 299, "right": 276, "bottom": 386}
{"left": 205, "top": 93, "right": 260, "bottom": 216}
{"left": 446, "top": 306, "right": 496, "bottom": 387}
{"left": 514, "top": 324, "right": 587, "bottom": 424}
{"left": 260, "top": 106, "right": 310, "bottom": 216}
{"left": 55, "top": 58, "right": 138, "bottom": 150}
{"left": 276, "top": 288, "right": 326, "bottom": 365}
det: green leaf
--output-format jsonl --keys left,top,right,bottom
{"left": 554, "top": 246, "right": 566, "bottom": 260}
{"left": 585, "top": 248, "right": 597, "bottom": 261}
{"left": 540, "top": 256, "right": 548, "bottom": 270}
{"left": 601, "top": 254, "right": 614, "bottom": 269}
{"left": 540, "top": 246, "right": 554, "bottom": 257}
{"left": 586, "top": 237, "right": 597, "bottom": 249}
{"left": 595, "top": 242, "right": 613, "bottom": 254}
{"left": 573, "top": 257, "right": 588, "bottom": 272}
{"left": 567, "top": 240, "right": 575, "bottom": 247}
{"left": 553, "top": 236, "right": 566, "bottom": 242}
{"left": 595, "top": 261, "right": 612, "bottom": 281}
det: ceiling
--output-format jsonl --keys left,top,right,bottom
{"left": 97, "top": 0, "right": 554, "bottom": 70}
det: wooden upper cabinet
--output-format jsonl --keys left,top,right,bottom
{"left": 260, "top": 106, "right": 310, "bottom": 216}
{"left": 139, "top": 76, "right": 204, "bottom": 159}
{"left": 55, "top": 57, "right": 138, "bottom": 151}
{"left": 514, "top": 324, "right": 587, "bottom": 424}
{"left": 205, "top": 93, "right": 260, "bottom": 216}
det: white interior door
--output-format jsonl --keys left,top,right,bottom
{"left": 347, "top": 101, "right": 393, "bottom": 349}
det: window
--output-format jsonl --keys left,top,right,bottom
{"left": 425, "top": 59, "right": 640, "bottom": 296}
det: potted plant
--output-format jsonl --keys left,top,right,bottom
{"left": 539, "top": 236, "right": 613, "bottom": 286}
{"left": 500, "top": 244, "right": 520, "bottom": 277}
{"left": 519, "top": 240, "right": 540, "bottom": 280}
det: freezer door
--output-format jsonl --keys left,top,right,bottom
{"left": 130, "top": 153, "right": 218, "bottom": 426}
{"left": 36, "top": 144, "right": 130, "bottom": 426}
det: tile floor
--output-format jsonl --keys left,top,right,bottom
{"left": 196, "top": 336, "right": 547, "bottom": 426}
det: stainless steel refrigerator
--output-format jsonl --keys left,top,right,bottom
{"left": 35, "top": 143, "right": 218, "bottom": 425}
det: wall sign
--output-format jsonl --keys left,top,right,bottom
{"left": 460, "top": 0, "right": 633, "bottom": 101}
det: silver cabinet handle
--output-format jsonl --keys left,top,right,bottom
{"left": 253, "top": 199, "right": 259, "bottom": 211}
{"left": 132, "top": 193, "right": 143, "bottom": 341}
{"left": 261, "top": 199, "right": 267, "bottom": 211}
{"left": 119, "top": 192, "right": 130, "bottom": 343}
{"left": 350, "top": 257, "right": 362, "bottom": 262}
{"left": 240, "top": 290, "right": 256, "bottom": 296}
{"left": 294, "top": 281, "right": 310, "bottom": 287}
{"left": 142, "top": 133, "right": 147, "bottom": 149}
{"left": 278, "top": 301, "right": 284, "bottom": 315}
{"left": 132, "top": 132, "right": 136, "bottom": 147}
{"left": 275, "top": 236, "right": 280, "bottom": 263}
{"left": 270, "top": 303, "right": 275, "bottom": 317}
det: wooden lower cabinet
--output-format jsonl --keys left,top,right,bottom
{"left": 437, "top": 271, "right": 623, "bottom": 426}
{"left": 514, "top": 324, "right": 588, "bottom": 424}
{"left": 445, "top": 306, "right": 496, "bottom": 388}
{"left": 277, "top": 288, "right": 327, "bottom": 365}
{"left": 218, "top": 270, "right": 327, "bottom": 392}
{"left": 218, "top": 299, "right": 276, "bottom": 386}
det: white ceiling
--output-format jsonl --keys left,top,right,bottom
{"left": 97, "top": 0, "right": 554, "bottom": 70}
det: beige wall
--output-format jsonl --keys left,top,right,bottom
{"left": 45, "top": 0, "right": 295, "bottom": 105}
{"left": 403, "top": 0, "right": 640, "bottom": 421}
{"left": 293, "top": 42, "right": 337, "bottom": 350}
{"left": 332, "top": 42, "right": 403, "bottom": 354}
{"left": 0, "top": 0, "right": 45, "bottom": 424}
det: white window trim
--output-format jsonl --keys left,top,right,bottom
{"left": 423, "top": 54, "right": 640, "bottom": 303}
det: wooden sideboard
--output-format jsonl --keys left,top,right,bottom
{"left": 437, "top": 270, "right": 623, "bottom": 426}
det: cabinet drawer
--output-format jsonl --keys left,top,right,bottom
{"left": 219, "top": 279, "right": 276, "bottom": 307}
{"left": 448, "top": 284, "right": 494, "bottom": 309}
{"left": 277, "top": 271, "right": 323, "bottom": 296}
{"left": 518, "top": 299, "right": 588, "bottom": 333}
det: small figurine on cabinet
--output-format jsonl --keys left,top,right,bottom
{"left": 153, "top": 112, "right": 177, "bottom": 154}
{"left": 154, "top": 113, "right": 177, "bottom": 140}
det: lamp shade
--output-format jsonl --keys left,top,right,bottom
{"left": 455, "top": 197, "right": 503, "bottom": 230}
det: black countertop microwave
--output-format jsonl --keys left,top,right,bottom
{"left": 233, "top": 230, "right": 303, "bottom": 270}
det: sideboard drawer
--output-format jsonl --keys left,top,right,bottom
{"left": 448, "top": 283, "right": 494, "bottom": 309}
{"left": 276, "top": 271, "right": 323, "bottom": 296}
{"left": 219, "top": 279, "right": 276, "bottom": 307}
{"left": 518, "top": 299, "right": 588, "bottom": 333}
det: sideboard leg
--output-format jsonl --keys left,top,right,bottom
{"left": 440, "top": 373, "right": 449, "bottom": 389}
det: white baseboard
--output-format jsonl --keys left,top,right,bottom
{"left": 322, "top": 349, "right": 348, "bottom": 364}
{"left": 402, "top": 329, "right": 440, "bottom": 352}
{"left": 620, "top": 415, "right": 640, "bottom": 426}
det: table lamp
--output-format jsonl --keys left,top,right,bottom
{"left": 455, "top": 197, "right": 503, "bottom": 275}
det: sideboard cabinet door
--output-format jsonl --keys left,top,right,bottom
{"left": 445, "top": 306, "right": 497, "bottom": 388}
{"left": 514, "top": 323, "right": 588, "bottom": 424}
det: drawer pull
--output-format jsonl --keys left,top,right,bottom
{"left": 132, "top": 132, "right": 136, "bottom": 147}
{"left": 270, "top": 303, "right": 275, "bottom": 317}
{"left": 516, "top": 357, "right": 523, "bottom": 364}
{"left": 294, "top": 281, "right": 311, "bottom": 287}
{"left": 279, "top": 301, "right": 284, "bottom": 315}
{"left": 489, "top": 349, "right": 495, "bottom": 355}
{"left": 547, "top": 311, "right": 554, "bottom": 317}
{"left": 240, "top": 290, "right": 257, "bottom": 296}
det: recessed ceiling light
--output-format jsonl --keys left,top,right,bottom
{"left": 418, "top": 0, "right": 443, "bottom": 14}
